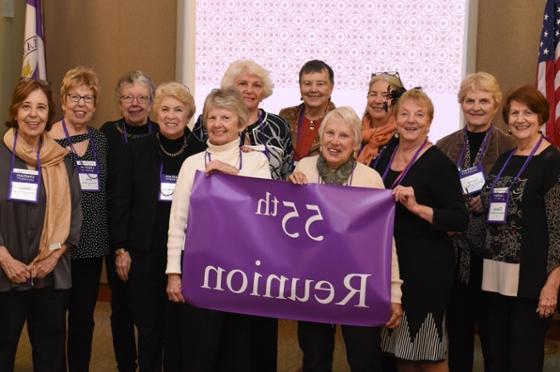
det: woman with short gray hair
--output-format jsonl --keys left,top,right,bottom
{"left": 100, "top": 70, "right": 159, "bottom": 372}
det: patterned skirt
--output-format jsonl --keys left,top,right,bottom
{"left": 380, "top": 310, "right": 447, "bottom": 361}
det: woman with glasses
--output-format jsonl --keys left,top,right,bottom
{"left": 0, "top": 79, "right": 81, "bottom": 371}
{"left": 357, "top": 72, "right": 405, "bottom": 167}
{"left": 48, "top": 67, "right": 108, "bottom": 372}
{"left": 100, "top": 71, "right": 158, "bottom": 372}
{"left": 112, "top": 82, "right": 206, "bottom": 371}
{"left": 376, "top": 89, "right": 468, "bottom": 372}
{"left": 279, "top": 59, "right": 336, "bottom": 162}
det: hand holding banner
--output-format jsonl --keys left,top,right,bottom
{"left": 182, "top": 171, "right": 395, "bottom": 326}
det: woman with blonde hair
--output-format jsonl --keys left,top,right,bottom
{"left": 436, "top": 72, "right": 515, "bottom": 372}
{"left": 112, "top": 82, "right": 206, "bottom": 371}
{"left": 377, "top": 89, "right": 468, "bottom": 372}
{"left": 49, "top": 66, "right": 109, "bottom": 372}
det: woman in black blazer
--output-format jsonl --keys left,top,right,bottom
{"left": 111, "top": 82, "right": 206, "bottom": 372}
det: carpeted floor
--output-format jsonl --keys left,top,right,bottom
{"left": 14, "top": 302, "right": 560, "bottom": 371}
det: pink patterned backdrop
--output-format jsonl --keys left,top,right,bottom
{"left": 194, "top": 0, "right": 470, "bottom": 140}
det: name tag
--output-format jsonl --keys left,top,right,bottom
{"left": 459, "top": 165, "right": 485, "bottom": 195}
{"left": 487, "top": 187, "right": 509, "bottom": 224}
{"left": 159, "top": 173, "right": 177, "bottom": 201}
{"left": 9, "top": 168, "right": 40, "bottom": 203}
{"left": 77, "top": 160, "right": 99, "bottom": 191}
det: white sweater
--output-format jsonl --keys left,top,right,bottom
{"left": 295, "top": 155, "right": 403, "bottom": 304}
{"left": 166, "top": 138, "right": 271, "bottom": 274}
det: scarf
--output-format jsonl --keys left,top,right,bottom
{"left": 3, "top": 128, "right": 71, "bottom": 262}
{"left": 357, "top": 114, "right": 396, "bottom": 165}
{"left": 316, "top": 154, "right": 356, "bottom": 185}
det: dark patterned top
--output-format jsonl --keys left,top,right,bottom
{"left": 436, "top": 127, "right": 515, "bottom": 285}
{"left": 192, "top": 110, "right": 294, "bottom": 180}
{"left": 55, "top": 128, "right": 109, "bottom": 259}
{"left": 481, "top": 145, "right": 560, "bottom": 298}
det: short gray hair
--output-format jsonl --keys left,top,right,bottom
{"left": 319, "top": 106, "right": 362, "bottom": 149}
{"left": 115, "top": 70, "right": 155, "bottom": 100}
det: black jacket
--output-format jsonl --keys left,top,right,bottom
{"left": 111, "top": 130, "right": 206, "bottom": 252}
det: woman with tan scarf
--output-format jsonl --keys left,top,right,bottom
{"left": 357, "top": 72, "right": 405, "bottom": 167}
{"left": 0, "top": 79, "right": 82, "bottom": 372}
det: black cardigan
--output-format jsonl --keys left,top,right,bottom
{"left": 111, "top": 130, "right": 206, "bottom": 252}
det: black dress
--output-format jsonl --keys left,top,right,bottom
{"left": 376, "top": 145, "right": 468, "bottom": 361}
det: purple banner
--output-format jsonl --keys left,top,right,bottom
{"left": 182, "top": 171, "right": 395, "bottom": 326}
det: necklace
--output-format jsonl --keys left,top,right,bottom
{"left": 157, "top": 132, "right": 188, "bottom": 157}
{"left": 309, "top": 120, "right": 316, "bottom": 130}
{"left": 304, "top": 103, "right": 330, "bottom": 131}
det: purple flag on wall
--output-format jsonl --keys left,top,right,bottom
{"left": 182, "top": 171, "right": 395, "bottom": 326}
{"left": 22, "top": 0, "right": 46, "bottom": 79}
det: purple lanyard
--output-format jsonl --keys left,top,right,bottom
{"left": 456, "top": 126, "right": 493, "bottom": 169}
{"left": 489, "top": 134, "right": 544, "bottom": 192}
{"left": 296, "top": 108, "right": 306, "bottom": 146}
{"left": 240, "top": 110, "right": 269, "bottom": 158}
{"left": 371, "top": 143, "right": 390, "bottom": 170}
{"left": 61, "top": 119, "right": 98, "bottom": 170}
{"left": 204, "top": 150, "right": 243, "bottom": 170}
{"left": 10, "top": 130, "right": 42, "bottom": 186}
{"left": 121, "top": 120, "right": 153, "bottom": 144}
{"left": 382, "top": 139, "right": 428, "bottom": 189}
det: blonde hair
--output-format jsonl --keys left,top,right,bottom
{"left": 458, "top": 72, "right": 502, "bottom": 108}
{"left": 60, "top": 66, "right": 100, "bottom": 106}
{"left": 395, "top": 89, "right": 434, "bottom": 121}
{"left": 221, "top": 60, "right": 274, "bottom": 99}
{"left": 152, "top": 82, "right": 195, "bottom": 120}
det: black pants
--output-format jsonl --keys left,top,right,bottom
{"left": 0, "top": 288, "right": 69, "bottom": 372}
{"left": 67, "top": 257, "right": 104, "bottom": 372}
{"left": 483, "top": 292, "right": 551, "bottom": 372}
{"left": 163, "top": 301, "right": 189, "bottom": 372}
{"left": 128, "top": 249, "right": 166, "bottom": 372}
{"left": 249, "top": 316, "right": 278, "bottom": 372}
{"left": 298, "top": 321, "right": 382, "bottom": 372}
{"left": 447, "top": 254, "right": 489, "bottom": 372}
{"left": 106, "top": 253, "right": 137, "bottom": 372}
{"left": 181, "top": 305, "right": 257, "bottom": 372}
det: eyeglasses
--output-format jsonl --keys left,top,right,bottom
{"left": 67, "top": 93, "right": 95, "bottom": 104}
{"left": 371, "top": 71, "right": 401, "bottom": 79}
{"left": 119, "top": 95, "right": 150, "bottom": 104}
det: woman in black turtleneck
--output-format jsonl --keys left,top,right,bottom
{"left": 100, "top": 71, "right": 159, "bottom": 372}
{"left": 436, "top": 72, "right": 515, "bottom": 372}
{"left": 111, "top": 82, "right": 206, "bottom": 371}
